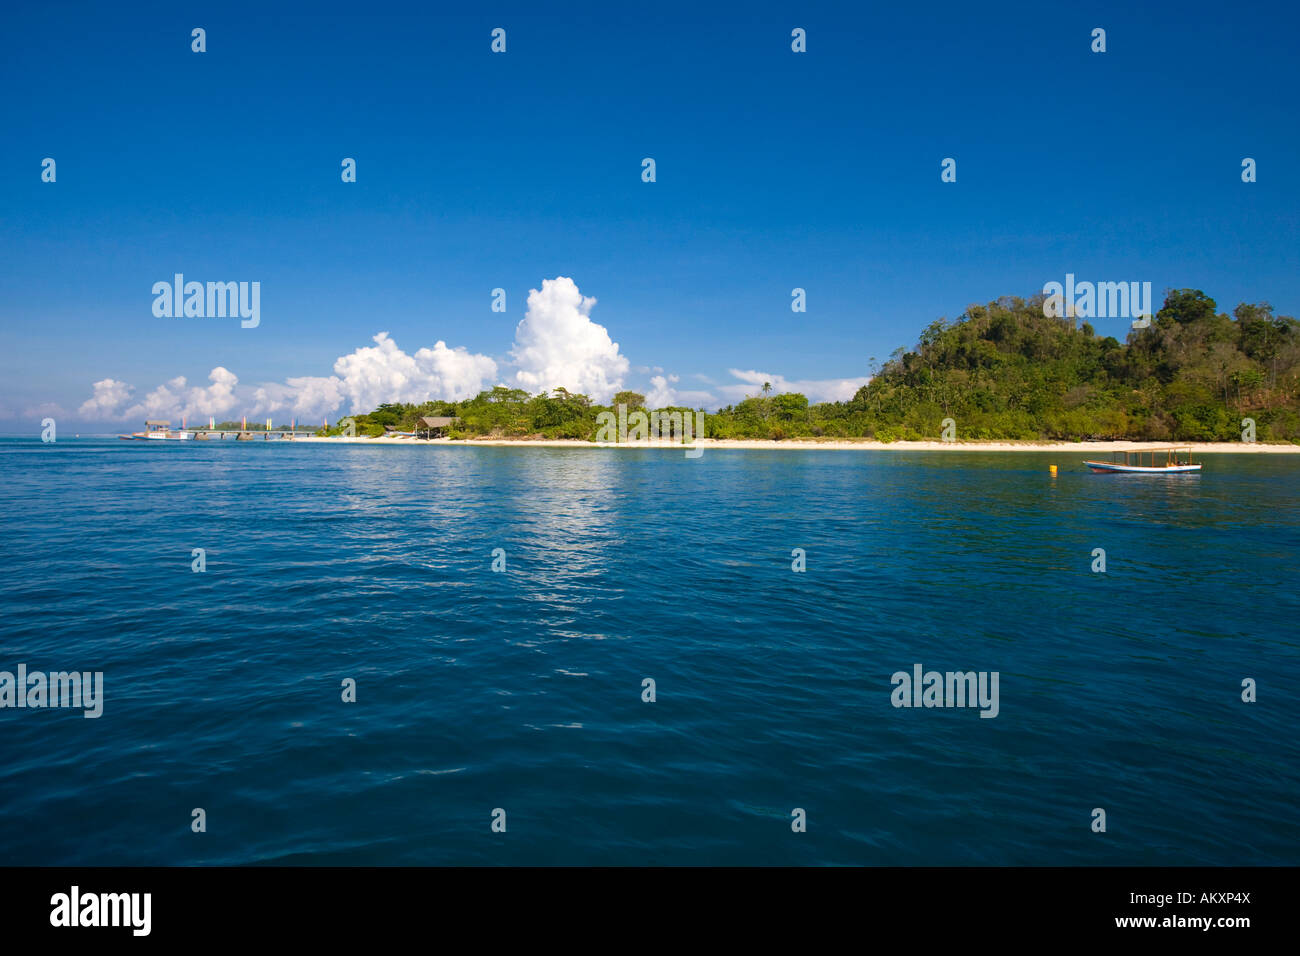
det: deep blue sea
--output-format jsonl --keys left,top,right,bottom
{"left": 0, "top": 437, "right": 1296, "bottom": 865}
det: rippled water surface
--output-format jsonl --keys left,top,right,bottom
{"left": 0, "top": 438, "right": 1296, "bottom": 865}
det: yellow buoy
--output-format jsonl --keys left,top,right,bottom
{"left": 1049, "top": 464, "right": 1058, "bottom": 476}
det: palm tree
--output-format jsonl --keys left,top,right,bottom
{"left": 761, "top": 382, "right": 772, "bottom": 397}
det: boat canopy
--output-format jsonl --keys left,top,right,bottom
{"left": 1100, "top": 447, "right": 1195, "bottom": 466}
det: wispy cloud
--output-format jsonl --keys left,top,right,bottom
{"left": 719, "top": 369, "right": 869, "bottom": 405}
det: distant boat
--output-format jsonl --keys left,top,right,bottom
{"left": 119, "top": 419, "right": 194, "bottom": 441}
{"left": 1084, "top": 447, "right": 1201, "bottom": 473}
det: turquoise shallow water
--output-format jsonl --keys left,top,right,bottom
{"left": 0, "top": 437, "right": 1296, "bottom": 865}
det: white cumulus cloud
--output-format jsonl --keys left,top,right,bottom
{"left": 331, "top": 333, "right": 498, "bottom": 413}
{"left": 77, "top": 333, "right": 501, "bottom": 424}
{"left": 249, "top": 376, "right": 345, "bottom": 421}
{"left": 510, "top": 277, "right": 628, "bottom": 402}
{"left": 125, "top": 367, "right": 241, "bottom": 422}
{"left": 78, "top": 379, "right": 134, "bottom": 419}
{"left": 74, "top": 278, "right": 759, "bottom": 422}
{"left": 644, "top": 374, "right": 682, "bottom": 408}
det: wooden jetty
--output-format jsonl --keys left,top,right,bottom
{"left": 179, "top": 416, "right": 315, "bottom": 440}
{"left": 192, "top": 429, "right": 312, "bottom": 440}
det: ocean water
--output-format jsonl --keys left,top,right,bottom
{"left": 0, "top": 437, "right": 1296, "bottom": 866}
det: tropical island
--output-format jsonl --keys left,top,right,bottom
{"left": 319, "top": 289, "right": 1300, "bottom": 445}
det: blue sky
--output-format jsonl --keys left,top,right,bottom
{"left": 2, "top": 0, "right": 1297, "bottom": 427}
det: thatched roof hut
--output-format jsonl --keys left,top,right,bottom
{"left": 418, "top": 416, "right": 457, "bottom": 439}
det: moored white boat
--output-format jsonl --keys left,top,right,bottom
{"left": 142, "top": 430, "right": 193, "bottom": 440}
{"left": 119, "top": 420, "right": 194, "bottom": 441}
{"left": 1085, "top": 460, "right": 1200, "bottom": 473}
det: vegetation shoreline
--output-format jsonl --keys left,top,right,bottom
{"left": 294, "top": 435, "right": 1300, "bottom": 453}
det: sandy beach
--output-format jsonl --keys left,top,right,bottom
{"left": 292, "top": 436, "right": 1300, "bottom": 453}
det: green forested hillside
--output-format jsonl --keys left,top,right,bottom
{"left": 822, "top": 289, "right": 1300, "bottom": 441}
{"left": 337, "top": 289, "right": 1300, "bottom": 443}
